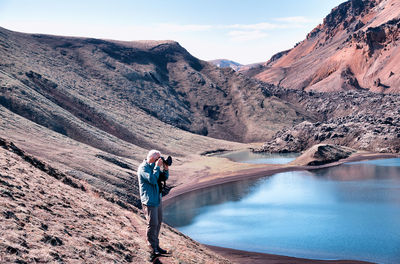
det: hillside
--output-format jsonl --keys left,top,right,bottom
{"left": 245, "top": 0, "right": 400, "bottom": 93}
{"left": 0, "top": 138, "right": 230, "bottom": 263}
{"left": 0, "top": 26, "right": 310, "bottom": 207}
{"left": 0, "top": 27, "right": 305, "bottom": 144}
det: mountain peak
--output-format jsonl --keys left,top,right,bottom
{"left": 244, "top": 0, "right": 400, "bottom": 93}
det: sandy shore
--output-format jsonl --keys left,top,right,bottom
{"left": 204, "top": 245, "right": 374, "bottom": 264}
{"left": 163, "top": 151, "right": 399, "bottom": 264}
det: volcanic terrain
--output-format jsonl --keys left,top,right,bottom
{"left": 1, "top": 0, "right": 400, "bottom": 263}
{"left": 245, "top": 0, "right": 400, "bottom": 93}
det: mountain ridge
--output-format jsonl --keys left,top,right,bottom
{"left": 244, "top": 0, "right": 400, "bottom": 93}
{"left": 0, "top": 25, "right": 309, "bottom": 211}
{"left": 0, "top": 26, "right": 306, "bottom": 144}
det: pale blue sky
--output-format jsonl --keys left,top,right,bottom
{"left": 0, "top": 0, "right": 345, "bottom": 64}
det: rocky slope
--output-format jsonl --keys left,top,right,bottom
{"left": 245, "top": 0, "right": 400, "bottom": 93}
{"left": 257, "top": 86, "right": 400, "bottom": 153}
{"left": 0, "top": 138, "right": 230, "bottom": 263}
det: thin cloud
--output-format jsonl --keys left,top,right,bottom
{"left": 157, "top": 23, "right": 212, "bottom": 32}
{"left": 224, "top": 22, "right": 279, "bottom": 30}
{"left": 227, "top": 30, "right": 269, "bottom": 41}
{"left": 223, "top": 19, "right": 314, "bottom": 42}
{"left": 222, "top": 19, "right": 312, "bottom": 32}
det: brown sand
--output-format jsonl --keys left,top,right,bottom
{"left": 164, "top": 151, "right": 399, "bottom": 263}
{"left": 205, "top": 245, "right": 374, "bottom": 264}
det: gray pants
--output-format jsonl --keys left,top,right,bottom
{"left": 142, "top": 200, "right": 162, "bottom": 251}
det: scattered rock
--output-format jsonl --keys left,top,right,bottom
{"left": 40, "top": 223, "right": 48, "bottom": 231}
{"left": 257, "top": 88, "right": 400, "bottom": 153}
{"left": 290, "top": 144, "right": 355, "bottom": 166}
{"left": 6, "top": 246, "right": 19, "bottom": 255}
{"left": 3, "top": 210, "right": 19, "bottom": 220}
{"left": 41, "top": 235, "right": 63, "bottom": 246}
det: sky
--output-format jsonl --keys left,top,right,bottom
{"left": 0, "top": 0, "right": 345, "bottom": 64}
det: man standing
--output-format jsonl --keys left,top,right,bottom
{"left": 137, "top": 149, "right": 169, "bottom": 262}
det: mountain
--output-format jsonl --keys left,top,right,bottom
{"left": 0, "top": 27, "right": 306, "bottom": 145}
{"left": 0, "top": 26, "right": 310, "bottom": 207}
{"left": 0, "top": 26, "right": 307, "bottom": 263}
{"left": 208, "top": 59, "right": 243, "bottom": 71}
{"left": 245, "top": 0, "right": 400, "bottom": 93}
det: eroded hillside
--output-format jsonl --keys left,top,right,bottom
{"left": 0, "top": 27, "right": 305, "bottom": 143}
{"left": 0, "top": 138, "right": 230, "bottom": 263}
{"left": 245, "top": 0, "right": 400, "bottom": 93}
{"left": 0, "top": 26, "right": 308, "bottom": 207}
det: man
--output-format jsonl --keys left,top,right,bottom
{"left": 137, "top": 149, "right": 169, "bottom": 262}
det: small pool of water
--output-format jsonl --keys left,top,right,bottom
{"left": 164, "top": 158, "right": 400, "bottom": 264}
{"left": 216, "top": 150, "right": 300, "bottom": 164}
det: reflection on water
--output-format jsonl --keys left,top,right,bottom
{"left": 165, "top": 178, "right": 258, "bottom": 227}
{"left": 164, "top": 158, "right": 400, "bottom": 264}
{"left": 216, "top": 150, "right": 299, "bottom": 164}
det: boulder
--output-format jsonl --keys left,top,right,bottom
{"left": 290, "top": 144, "right": 356, "bottom": 166}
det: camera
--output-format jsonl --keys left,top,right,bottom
{"left": 160, "top": 156, "right": 172, "bottom": 167}
{"left": 158, "top": 156, "right": 172, "bottom": 196}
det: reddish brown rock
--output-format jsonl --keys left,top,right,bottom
{"left": 243, "top": 0, "right": 400, "bottom": 93}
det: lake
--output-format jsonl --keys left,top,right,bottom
{"left": 164, "top": 158, "right": 400, "bottom": 264}
{"left": 215, "top": 149, "right": 300, "bottom": 164}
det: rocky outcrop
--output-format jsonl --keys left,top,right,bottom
{"left": 290, "top": 144, "right": 356, "bottom": 166}
{"left": 322, "top": 0, "right": 375, "bottom": 37}
{"left": 257, "top": 87, "right": 400, "bottom": 153}
{"left": 347, "top": 18, "right": 400, "bottom": 57}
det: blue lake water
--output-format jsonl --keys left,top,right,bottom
{"left": 216, "top": 150, "right": 299, "bottom": 164}
{"left": 164, "top": 158, "right": 400, "bottom": 264}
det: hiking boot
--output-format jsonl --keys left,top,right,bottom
{"left": 148, "top": 251, "right": 160, "bottom": 262}
{"left": 157, "top": 246, "right": 169, "bottom": 254}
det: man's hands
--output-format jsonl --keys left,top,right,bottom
{"left": 155, "top": 157, "right": 169, "bottom": 170}
{"left": 155, "top": 158, "right": 163, "bottom": 167}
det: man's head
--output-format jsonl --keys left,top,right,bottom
{"left": 147, "top": 149, "right": 161, "bottom": 164}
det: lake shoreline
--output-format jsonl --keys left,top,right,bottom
{"left": 164, "top": 152, "right": 399, "bottom": 207}
{"left": 204, "top": 245, "right": 374, "bottom": 264}
{"left": 163, "top": 151, "right": 399, "bottom": 264}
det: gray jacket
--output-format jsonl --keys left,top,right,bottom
{"left": 137, "top": 160, "right": 169, "bottom": 207}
